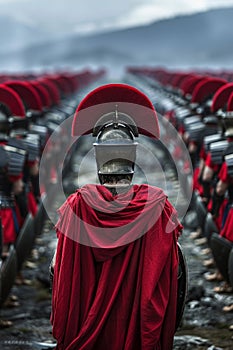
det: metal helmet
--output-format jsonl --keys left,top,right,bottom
{"left": 93, "top": 108, "right": 138, "bottom": 185}
{"left": 71, "top": 83, "right": 160, "bottom": 188}
{"left": 222, "top": 112, "right": 233, "bottom": 138}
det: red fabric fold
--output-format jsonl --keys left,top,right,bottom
{"left": 1, "top": 208, "right": 17, "bottom": 244}
{"left": 51, "top": 184, "right": 182, "bottom": 350}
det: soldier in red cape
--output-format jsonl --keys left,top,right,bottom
{"left": 50, "top": 84, "right": 184, "bottom": 350}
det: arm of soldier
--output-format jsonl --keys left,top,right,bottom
{"left": 198, "top": 158, "right": 205, "bottom": 178}
{"left": 29, "top": 161, "right": 41, "bottom": 201}
{"left": 211, "top": 180, "right": 228, "bottom": 218}
{"left": 29, "top": 161, "right": 39, "bottom": 176}
{"left": 211, "top": 162, "right": 229, "bottom": 218}
{"left": 216, "top": 179, "right": 228, "bottom": 196}
{"left": 198, "top": 145, "right": 207, "bottom": 179}
{"left": 12, "top": 178, "right": 24, "bottom": 195}
{"left": 200, "top": 165, "right": 214, "bottom": 203}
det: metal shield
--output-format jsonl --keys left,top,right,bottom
{"left": 195, "top": 195, "right": 207, "bottom": 230}
{"left": 176, "top": 242, "right": 188, "bottom": 330}
{"left": 204, "top": 212, "right": 219, "bottom": 242}
{"left": 228, "top": 247, "right": 233, "bottom": 288}
{"left": 0, "top": 244, "right": 18, "bottom": 306}
{"left": 15, "top": 213, "right": 35, "bottom": 271}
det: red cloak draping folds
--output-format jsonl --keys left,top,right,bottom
{"left": 219, "top": 161, "right": 233, "bottom": 185}
{"left": 218, "top": 162, "right": 233, "bottom": 242}
{"left": 51, "top": 184, "right": 182, "bottom": 350}
{"left": 220, "top": 207, "right": 233, "bottom": 242}
{"left": 1, "top": 208, "right": 17, "bottom": 244}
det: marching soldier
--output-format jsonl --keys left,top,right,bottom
{"left": 50, "top": 84, "right": 185, "bottom": 350}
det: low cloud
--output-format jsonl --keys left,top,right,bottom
{"left": 1, "top": 0, "right": 233, "bottom": 35}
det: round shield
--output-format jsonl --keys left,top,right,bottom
{"left": 0, "top": 244, "right": 18, "bottom": 306}
{"left": 228, "top": 247, "right": 233, "bottom": 288}
{"left": 204, "top": 212, "right": 219, "bottom": 242}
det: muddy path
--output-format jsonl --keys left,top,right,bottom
{"left": 175, "top": 225, "right": 233, "bottom": 349}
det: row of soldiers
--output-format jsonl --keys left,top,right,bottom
{"left": 0, "top": 68, "right": 105, "bottom": 327}
{"left": 127, "top": 66, "right": 233, "bottom": 323}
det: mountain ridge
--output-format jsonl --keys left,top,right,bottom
{"left": 1, "top": 6, "right": 233, "bottom": 70}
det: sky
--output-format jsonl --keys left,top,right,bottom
{"left": 1, "top": 0, "right": 233, "bottom": 36}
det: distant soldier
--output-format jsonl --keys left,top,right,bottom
{"left": 0, "top": 120, "right": 25, "bottom": 254}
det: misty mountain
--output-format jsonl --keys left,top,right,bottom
{"left": 1, "top": 7, "right": 233, "bottom": 71}
{"left": 0, "top": 15, "right": 50, "bottom": 52}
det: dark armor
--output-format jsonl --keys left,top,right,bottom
{"left": 211, "top": 189, "right": 225, "bottom": 218}
{"left": 224, "top": 143, "right": 233, "bottom": 178}
{"left": 209, "top": 140, "right": 228, "bottom": 165}
{"left": 203, "top": 133, "right": 224, "bottom": 154}
{"left": 4, "top": 138, "right": 27, "bottom": 178}
{"left": 0, "top": 147, "right": 14, "bottom": 208}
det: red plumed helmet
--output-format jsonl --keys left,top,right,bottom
{"left": 72, "top": 83, "right": 160, "bottom": 139}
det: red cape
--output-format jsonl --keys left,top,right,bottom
{"left": 51, "top": 184, "right": 182, "bottom": 350}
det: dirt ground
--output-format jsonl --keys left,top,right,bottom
{"left": 175, "top": 224, "right": 233, "bottom": 350}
